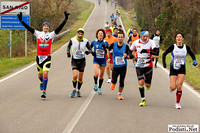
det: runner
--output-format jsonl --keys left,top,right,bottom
{"left": 110, "top": 13, "right": 114, "bottom": 23}
{"left": 127, "top": 28, "right": 140, "bottom": 46}
{"left": 104, "top": 22, "right": 110, "bottom": 30}
{"left": 114, "top": 2, "right": 117, "bottom": 9}
{"left": 108, "top": 31, "right": 134, "bottom": 100}
{"left": 127, "top": 24, "right": 134, "bottom": 37}
{"left": 162, "top": 32, "right": 197, "bottom": 109}
{"left": 109, "top": 23, "right": 115, "bottom": 32}
{"left": 130, "top": 29, "right": 158, "bottom": 106}
{"left": 17, "top": 11, "right": 70, "bottom": 98}
{"left": 104, "top": 29, "right": 118, "bottom": 83}
{"left": 67, "top": 28, "right": 92, "bottom": 98}
{"left": 98, "top": 0, "right": 101, "bottom": 6}
{"left": 118, "top": 25, "right": 123, "bottom": 32}
{"left": 91, "top": 29, "right": 109, "bottom": 95}
{"left": 151, "top": 29, "right": 163, "bottom": 68}
{"left": 127, "top": 28, "right": 140, "bottom": 66}
{"left": 112, "top": 28, "right": 118, "bottom": 38}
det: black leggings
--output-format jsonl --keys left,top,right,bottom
{"left": 111, "top": 66, "right": 127, "bottom": 87}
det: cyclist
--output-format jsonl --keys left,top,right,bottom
{"left": 108, "top": 31, "right": 134, "bottom": 100}
{"left": 104, "top": 29, "right": 118, "bottom": 83}
{"left": 130, "top": 29, "right": 158, "bottom": 106}
{"left": 91, "top": 29, "right": 109, "bottom": 95}
{"left": 17, "top": 11, "right": 70, "bottom": 98}
{"left": 162, "top": 32, "right": 197, "bottom": 109}
{"left": 151, "top": 29, "right": 163, "bottom": 68}
{"left": 67, "top": 28, "right": 92, "bottom": 98}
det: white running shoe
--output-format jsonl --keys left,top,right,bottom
{"left": 175, "top": 102, "right": 181, "bottom": 109}
{"left": 107, "top": 78, "right": 111, "bottom": 83}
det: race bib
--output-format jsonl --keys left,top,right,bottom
{"left": 75, "top": 50, "right": 84, "bottom": 59}
{"left": 136, "top": 58, "right": 146, "bottom": 67}
{"left": 38, "top": 56, "right": 48, "bottom": 64}
{"left": 174, "top": 59, "right": 184, "bottom": 70}
{"left": 115, "top": 56, "right": 125, "bottom": 65}
{"left": 96, "top": 49, "right": 104, "bottom": 58}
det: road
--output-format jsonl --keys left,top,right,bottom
{"left": 0, "top": 0, "right": 200, "bottom": 133}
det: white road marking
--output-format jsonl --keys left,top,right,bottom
{"left": 62, "top": 91, "right": 96, "bottom": 133}
{"left": 0, "top": 63, "right": 36, "bottom": 83}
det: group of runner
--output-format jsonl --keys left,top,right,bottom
{"left": 17, "top": 7, "right": 198, "bottom": 109}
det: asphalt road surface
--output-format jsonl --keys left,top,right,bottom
{"left": 0, "top": 0, "right": 200, "bottom": 133}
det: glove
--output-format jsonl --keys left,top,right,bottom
{"left": 193, "top": 60, "right": 198, "bottom": 66}
{"left": 92, "top": 51, "right": 96, "bottom": 56}
{"left": 17, "top": 12, "right": 22, "bottom": 21}
{"left": 85, "top": 51, "right": 89, "bottom": 55}
{"left": 140, "top": 49, "right": 148, "bottom": 54}
{"left": 64, "top": 11, "right": 70, "bottom": 20}
{"left": 67, "top": 52, "right": 71, "bottom": 58}
{"left": 163, "top": 63, "right": 166, "bottom": 68}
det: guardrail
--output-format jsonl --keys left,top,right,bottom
{"left": 54, "top": 29, "right": 70, "bottom": 41}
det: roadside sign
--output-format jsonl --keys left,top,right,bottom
{"left": 0, "top": 16, "right": 30, "bottom": 29}
{"left": 0, "top": 1, "right": 30, "bottom": 29}
{"left": 134, "top": 16, "right": 137, "bottom": 20}
{"left": 0, "top": 1, "right": 30, "bottom": 15}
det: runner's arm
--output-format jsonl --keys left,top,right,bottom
{"left": 67, "top": 40, "right": 72, "bottom": 53}
{"left": 55, "top": 11, "right": 70, "bottom": 34}
{"left": 86, "top": 41, "right": 93, "bottom": 54}
{"left": 186, "top": 45, "right": 196, "bottom": 61}
{"left": 17, "top": 12, "right": 34, "bottom": 34}
{"left": 108, "top": 43, "right": 114, "bottom": 59}
{"left": 150, "top": 34, "right": 154, "bottom": 39}
{"left": 162, "top": 45, "right": 174, "bottom": 68}
{"left": 160, "top": 35, "right": 163, "bottom": 44}
{"left": 125, "top": 45, "right": 134, "bottom": 59}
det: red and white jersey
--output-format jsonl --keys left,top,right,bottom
{"left": 34, "top": 30, "right": 56, "bottom": 56}
{"left": 130, "top": 39, "right": 156, "bottom": 67}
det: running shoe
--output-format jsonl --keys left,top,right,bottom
{"left": 155, "top": 64, "right": 157, "bottom": 68}
{"left": 77, "top": 91, "right": 82, "bottom": 97}
{"left": 139, "top": 100, "right": 146, "bottom": 106}
{"left": 98, "top": 88, "right": 102, "bottom": 95}
{"left": 111, "top": 83, "right": 115, "bottom": 90}
{"left": 70, "top": 90, "right": 76, "bottom": 98}
{"left": 41, "top": 91, "right": 46, "bottom": 98}
{"left": 94, "top": 84, "right": 98, "bottom": 91}
{"left": 175, "top": 102, "right": 181, "bottom": 109}
{"left": 40, "top": 82, "right": 43, "bottom": 90}
{"left": 118, "top": 94, "right": 124, "bottom": 100}
{"left": 107, "top": 78, "right": 111, "bottom": 83}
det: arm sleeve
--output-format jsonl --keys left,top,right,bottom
{"left": 186, "top": 45, "right": 196, "bottom": 60}
{"left": 86, "top": 41, "right": 92, "bottom": 53}
{"left": 160, "top": 35, "right": 163, "bottom": 44}
{"left": 127, "top": 35, "right": 132, "bottom": 43}
{"left": 54, "top": 18, "right": 68, "bottom": 34}
{"left": 127, "top": 29, "right": 130, "bottom": 36}
{"left": 20, "top": 21, "right": 35, "bottom": 34}
{"left": 126, "top": 45, "right": 134, "bottom": 59}
{"left": 67, "top": 40, "right": 72, "bottom": 52}
{"left": 109, "top": 43, "right": 114, "bottom": 51}
{"left": 162, "top": 45, "right": 174, "bottom": 65}
{"left": 150, "top": 34, "right": 154, "bottom": 39}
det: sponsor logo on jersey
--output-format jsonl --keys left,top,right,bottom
{"left": 39, "top": 44, "right": 49, "bottom": 47}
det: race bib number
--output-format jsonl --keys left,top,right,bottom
{"left": 136, "top": 58, "right": 147, "bottom": 67}
{"left": 96, "top": 49, "right": 104, "bottom": 58}
{"left": 115, "top": 56, "right": 125, "bottom": 65}
{"left": 75, "top": 50, "right": 84, "bottom": 59}
{"left": 38, "top": 56, "right": 48, "bottom": 64}
{"left": 174, "top": 59, "right": 184, "bottom": 70}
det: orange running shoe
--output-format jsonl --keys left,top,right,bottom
{"left": 118, "top": 94, "right": 124, "bottom": 100}
{"left": 111, "top": 83, "right": 115, "bottom": 90}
